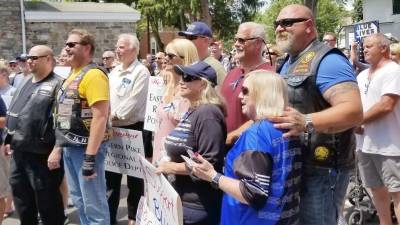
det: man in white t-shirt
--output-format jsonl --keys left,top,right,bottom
{"left": 356, "top": 33, "right": 400, "bottom": 225}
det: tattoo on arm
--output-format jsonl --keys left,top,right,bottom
{"left": 322, "top": 82, "right": 359, "bottom": 104}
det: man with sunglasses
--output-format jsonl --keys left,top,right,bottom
{"left": 220, "top": 22, "right": 273, "bottom": 148}
{"left": 178, "top": 21, "right": 226, "bottom": 86}
{"left": 102, "top": 50, "right": 116, "bottom": 74}
{"left": 272, "top": 4, "right": 363, "bottom": 225}
{"left": 4, "top": 45, "right": 65, "bottom": 225}
{"left": 153, "top": 51, "right": 165, "bottom": 76}
{"left": 53, "top": 29, "right": 111, "bottom": 225}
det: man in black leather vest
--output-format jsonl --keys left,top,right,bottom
{"left": 5, "top": 45, "right": 65, "bottom": 225}
{"left": 271, "top": 4, "right": 363, "bottom": 225}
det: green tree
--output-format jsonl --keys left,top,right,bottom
{"left": 352, "top": 0, "right": 363, "bottom": 22}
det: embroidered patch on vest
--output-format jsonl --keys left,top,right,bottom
{"left": 314, "top": 146, "right": 330, "bottom": 161}
{"left": 293, "top": 51, "right": 316, "bottom": 74}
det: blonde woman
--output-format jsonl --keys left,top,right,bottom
{"left": 153, "top": 39, "right": 198, "bottom": 163}
{"left": 156, "top": 61, "right": 226, "bottom": 225}
{"left": 390, "top": 43, "right": 400, "bottom": 64}
{"left": 192, "top": 70, "right": 302, "bottom": 225}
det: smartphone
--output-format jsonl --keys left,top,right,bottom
{"left": 181, "top": 155, "right": 195, "bottom": 168}
{"left": 186, "top": 150, "right": 201, "bottom": 163}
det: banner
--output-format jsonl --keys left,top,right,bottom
{"left": 138, "top": 156, "right": 183, "bottom": 225}
{"left": 354, "top": 21, "right": 380, "bottom": 43}
{"left": 105, "top": 128, "right": 145, "bottom": 178}
{"left": 144, "top": 76, "right": 166, "bottom": 132}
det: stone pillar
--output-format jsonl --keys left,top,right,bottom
{"left": 0, "top": 0, "right": 23, "bottom": 60}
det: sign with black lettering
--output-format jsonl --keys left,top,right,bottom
{"left": 144, "top": 76, "right": 166, "bottom": 132}
{"left": 137, "top": 156, "right": 183, "bottom": 225}
{"left": 354, "top": 21, "right": 380, "bottom": 43}
{"left": 105, "top": 128, "right": 145, "bottom": 178}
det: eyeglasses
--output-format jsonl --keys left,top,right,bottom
{"left": 9, "top": 64, "right": 17, "bottom": 68}
{"left": 65, "top": 42, "right": 82, "bottom": 48}
{"left": 155, "top": 57, "right": 163, "bottom": 60}
{"left": 182, "top": 73, "right": 201, "bottom": 82}
{"left": 102, "top": 56, "right": 113, "bottom": 60}
{"left": 166, "top": 53, "right": 184, "bottom": 60}
{"left": 234, "top": 37, "right": 259, "bottom": 45}
{"left": 26, "top": 55, "right": 48, "bottom": 61}
{"left": 274, "top": 18, "right": 310, "bottom": 29}
{"left": 241, "top": 86, "right": 249, "bottom": 96}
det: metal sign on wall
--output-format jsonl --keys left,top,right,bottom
{"left": 354, "top": 20, "right": 380, "bottom": 43}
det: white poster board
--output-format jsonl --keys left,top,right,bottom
{"left": 138, "top": 156, "right": 183, "bottom": 225}
{"left": 54, "top": 66, "right": 71, "bottom": 79}
{"left": 105, "top": 128, "right": 145, "bottom": 178}
{"left": 144, "top": 76, "right": 165, "bottom": 132}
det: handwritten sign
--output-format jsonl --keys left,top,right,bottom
{"left": 354, "top": 21, "right": 379, "bottom": 43}
{"left": 144, "top": 76, "right": 165, "bottom": 132}
{"left": 138, "top": 156, "right": 183, "bottom": 225}
{"left": 105, "top": 128, "right": 145, "bottom": 178}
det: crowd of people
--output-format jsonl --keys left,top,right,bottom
{"left": 0, "top": 3, "right": 400, "bottom": 225}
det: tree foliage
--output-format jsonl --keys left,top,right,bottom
{"left": 352, "top": 0, "right": 363, "bottom": 22}
{"left": 256, "top": 0, "right": 349, "bottom": 43}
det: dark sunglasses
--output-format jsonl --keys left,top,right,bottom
{"left": 274, "top": 18, "right": 310, "bottom": 29}
{"left": 234, "top": 37, "right": 259, "bottom": 45}
{"left": 241, "top": 86, "right": 249, "bottom": 96}
{"left": 65, "top": 42, "right": 82, "bottom": 48}
{"left": 182, "top": 73, "right": 201, "bottom": 82}
{"left": 166, "top": 53, "right": 184, "bottom": 60}
{"left": 26, "top": 55, "right": 48, "bottom": 61}
{"left": 102, "top": 56, "right": 113, "bottom": 60}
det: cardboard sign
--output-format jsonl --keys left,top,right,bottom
{"left": 354, "top": 21, "right": 380, "bottom": 43}
{"left": 144, "top": 76, "right": 166, "bottom": 132}
{"left": 138, "top": 156, "right": 183, "bottom": 225}
{"left": 105, "top": 128, "right": 145, "bottom": 178}
{"left": 54, "top": 66, "right": 71, "bottom": 79}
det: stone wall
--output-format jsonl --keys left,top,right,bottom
{"left": 0, "top": 0, "right": 23, "bottom": 60}
{"left": 26, "top": 22, "right": 136, "bottom": 63}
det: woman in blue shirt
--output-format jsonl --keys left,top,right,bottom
{"left": 192, "top": 70, "right": 302, "bottom": 225}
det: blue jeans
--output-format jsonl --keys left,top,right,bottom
{"left": 300, "top": 167, "right": 351, "bottom": 225}
{"left": 63, "top": 144, "right": 110, "bottom": 225}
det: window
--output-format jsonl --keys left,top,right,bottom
{"left": 394, "top": 0, "right": 400, "bottom": 14}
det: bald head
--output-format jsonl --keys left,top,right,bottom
{"left": 275, "top": 4, "right": 317, "bottom": 56}
{"left": 27, "top": 45, "right": 54, "bottom": 79}
{"left": 279, "top": 4, "right": 314, "bottom": 21}
{"left": 31, "top": 45, "right": 54, "bottom": 57}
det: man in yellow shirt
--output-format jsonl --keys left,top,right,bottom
{"left": 50, "top": 29, "right": 110, "bottom": 225}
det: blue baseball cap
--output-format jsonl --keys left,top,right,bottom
{"left": 174, "top": 61, "right": 217, "bottom": 86}
{"left": 178, "top": 21, "right": 213, "bottom": 38}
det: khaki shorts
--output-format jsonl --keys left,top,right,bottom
{"left": 358, "top": 151, "right": 400, "bottom": 192}
{"left": 0, "top": 153, "right": 10, "bottom": 198}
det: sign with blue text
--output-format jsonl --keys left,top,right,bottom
{"left": 144, "top": 76, "right": 166, "bottom": 132}
{"left": 354, "top": 21, "right": 379, "bottom": 43}
{"left": 138, "top": 156, "right": 183, "bottom": 225}
{"left": 105, "top": 128, "right": 144, "bottom": 178}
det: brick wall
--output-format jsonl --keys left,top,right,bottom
{"left": 0, "top": 0, "right": 23, "bottom": 60}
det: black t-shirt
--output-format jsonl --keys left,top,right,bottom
{"left": 0, "top": 97, "right": 6, "bottom": 145}
{"left": 7, "top": 78, "right": 41, "bottom": 131}
{"left": 164, "top": 104, "right": 227, "bottom": 211}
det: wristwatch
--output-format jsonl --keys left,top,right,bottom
{"left": 211, "top": 172, "right": 223, "bottom": 189}
{"left": 304, "top": 114, "right": 315, "bottom": 134}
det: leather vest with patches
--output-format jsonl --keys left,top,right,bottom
{"left": 277, "top": 41, "right": 355, "bottom": 170}
{"left": 55, "top": 63, "right": 111, "bottom": 147}
{"left": 6, "top": 72, "right": 62, "bottom": 154}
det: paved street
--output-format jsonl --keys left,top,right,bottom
{"left": 3, "top": 177, "right": 130, "bottom": 225}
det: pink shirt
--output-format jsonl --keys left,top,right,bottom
{"left": 152, "top": 97, "right": 189, "bottom": 163}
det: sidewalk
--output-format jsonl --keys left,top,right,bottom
{"left": 3, "top": 176, "right": 129, "bottom": 225}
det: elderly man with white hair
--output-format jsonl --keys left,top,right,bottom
{"left": 107, "top": 33, "right": 152, "bottom": 225}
